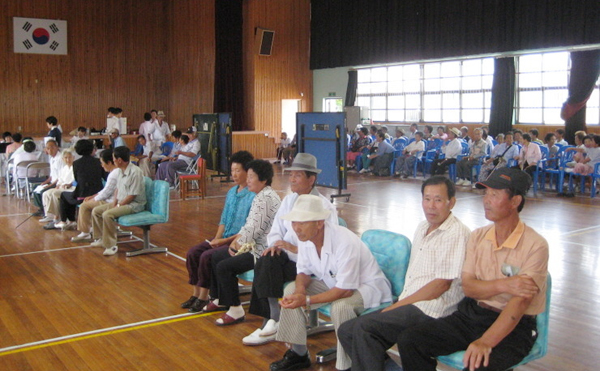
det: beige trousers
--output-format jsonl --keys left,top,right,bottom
{"left": 276, "top": 279, "right": 364, "bottom": 370}
{"left": 91, "top": 203, "right": 134, "bottom": 249}
{"left": 43, "top": 188, "right": 65, "bottom": 218}
{"left": 78, "top": 200, "right": 107, "bottom": 234}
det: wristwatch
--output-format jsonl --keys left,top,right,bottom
{"left": 305, "top": 295, "right": 311, "bottom": 311}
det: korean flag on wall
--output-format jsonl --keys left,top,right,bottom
{"left": 13, "top": 17, "right": 68, "bottom": 55}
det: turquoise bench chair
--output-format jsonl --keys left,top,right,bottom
{"left": 118, "top": 177, "right": 170, "bottom": 257}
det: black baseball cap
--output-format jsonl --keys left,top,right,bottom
{"left": 476, "top": 167, "right": 532, "bottom": 194}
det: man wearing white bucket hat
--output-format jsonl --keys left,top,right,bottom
{"left": 269, "top": 194, "right": 391, "bottom": 371}
{"left": 243, "top": 153, "right": 338, "bottom": 346}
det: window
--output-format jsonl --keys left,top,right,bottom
{"left": 357, "top": 58, "right": 494, "bottom": 123}
{"left": 323, "top": 97, "right": 343, "bottom": 112}
{"left": 516, "top": 52, "right": 570, "bottom": 125}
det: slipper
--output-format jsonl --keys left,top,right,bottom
{"left": 202, "top": 301, "right": 228, "bottom": 313}
{"left": 215, "top": 314, "right": 245, "bottom": 326}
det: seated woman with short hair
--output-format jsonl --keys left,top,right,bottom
{"left": 70, "top": 149, "right": 118, "bottom": 242}
{"left": 56, "top": 140, "right": 104, "bottom": 230}
{"left": 205, "top": 159, "right": 281, "bottom": 326}
{"left": 39, "top": 149, "right": 75, "bottom": 230}
{"left": 181, "top": 151, "right": 256, "bottom": 313}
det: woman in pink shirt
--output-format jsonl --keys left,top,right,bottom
{"left": 515, "top": 133, "right": 541, "bottom": 177}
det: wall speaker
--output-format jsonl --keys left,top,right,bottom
{"left": 256, "top": 28, "right": 275, "bottom": 56}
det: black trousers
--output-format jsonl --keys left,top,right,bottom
{"left": 397, "top": 297, "right": 537, "bottom": 371}
{"left": 248, "top": 253, "right": 296, "bottom": 318}
{"left": 338, "top": 304, "right": 433, "bottom": 371}
{"left": 209, "top": 247, "right": 255, "bottom": 307}
{"left": 430, "top": 158, "right": 456, "bottom": 175}
{"left": 60, "top": 191, "right": 83, "bottom": 222}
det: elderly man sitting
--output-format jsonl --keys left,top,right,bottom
{"left": 270, "top": 195, "right": 392, "bottom": 371}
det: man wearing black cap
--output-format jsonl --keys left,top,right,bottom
{"left": 397, "top": 168, "right": 549, "bottom": 371}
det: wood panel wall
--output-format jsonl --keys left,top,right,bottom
{"left": 167, "top": 0, "right": 215, "bottom": 131}
{"left": 232, "top": 131, "right": 276, "bottom": 160}
{"left": 0, "top": 0, "right": 215, "bottom": 137}
{"left": 242, "top": 0, "right": 312, "bottom": 137}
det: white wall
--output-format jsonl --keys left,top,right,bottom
{"left": 312, "top": 67, "right": 350, "bottom": 112}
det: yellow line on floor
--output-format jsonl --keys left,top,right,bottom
{"left": 0, "top": 311, "right": 216, "bottom": 356}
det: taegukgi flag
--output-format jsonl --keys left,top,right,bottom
{"left": 13, "top": 17, "right": 68, "bottom": 55}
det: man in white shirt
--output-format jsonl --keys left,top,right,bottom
{"left": 270, "top": 195, "right": 392, "bottom": 371}
{"left": 139, "top": 112, "right": 156, "bottom": 145}
{"left": 152, "top": 111, "right": 171, "bottom": 152}
{"left": 155, "top": 128, "right": 200, "bottom": 187}
{"left": 243, "top": 153, "right": 338, "bottom": 346}
{"left": 275, "top": 132, "right": 291, "bottom": 164}
{"left": 109, "top": 129, "right": 126, "bottom": 149}
{"left": 106, "top": 107, "right": 120, "bottom": 134}
{"left": 32, "top": 139, "right": 65, "bottom": 216}
{"left": 338, "top": 176, "right": 471, "bottom": 371}
{"left": 430, "top": 127, "right": 463, "bottom": 176}
{"left": 394, "top": 131, "right": 425, "bottom": 178}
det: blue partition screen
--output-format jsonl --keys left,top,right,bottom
{"left": 297, "top": 112, "right": 347, "bottom": 190}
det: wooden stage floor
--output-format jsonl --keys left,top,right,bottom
{"left": 0, "top": 166, "right": 599, "bottom": 370}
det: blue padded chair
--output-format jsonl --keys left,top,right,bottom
{"left": 448, "top": 142, "right": 470, "bottom": 183}
{"left": 555, "top": 150, "right": 576, "bottom": 194}
{"left": 117, "top": 177, "right": 170, "bottom": 257}
{"left": 532, "top": 146, "right": 549, "bottom": 195}
{"left": 315, "top": 229, "right": 412, "bottom": 364}
{"left": 438, "top": 274, "right": 552, "bottom": 370}
{"left": 566, "top": 161, "right": 600, "bottom": 197}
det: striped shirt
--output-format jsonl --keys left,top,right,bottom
{"left": 237, "top": 186, "right": 281, "bottom": 258}
{"left": 400, "top": 213, "right": 471, "bottom": 318}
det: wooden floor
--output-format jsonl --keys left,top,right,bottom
{"left": 1, "top": 165, "right": 599, "bottom": 371}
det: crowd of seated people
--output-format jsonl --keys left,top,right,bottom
{"left": 0, "top": 116, "right": 580, "bottom": 371}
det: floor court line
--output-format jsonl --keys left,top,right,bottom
{"left": 0, "top": 213, "right": 31, "bottom": 218}
{"left": 0, "top": 311, "right": 215, "bottom": 356}
{"left": 0, "top": 239, "right": 135, "bottom": 258}
{"left": 559, "top": 224, "right": 600, "bottom": 237}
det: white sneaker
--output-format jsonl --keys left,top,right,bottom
{"left": 71, "top": 233, "right": 92, "bottom": 242}
{"left": 242, "top": 328, "right": 276, "bottom": 346}
{"left": 103, "top": 246, "right": 118, "bottom": 256}
{"left": 91, "top": 239, "right": 103, "bottom": 247}
{"left": 456, "top": 179, "right": 466, "bottom": 186}
{"left": 54, "top": 221, "right": 66, "bottom": 229}
{"left": 359, "top": 168, "right": 369, "bottom": 174}
{"left": 39, "top": 216, "right": 54, "bottom": 223}
{"left": 259, "top": 319, "right": 279, "bottom": 337}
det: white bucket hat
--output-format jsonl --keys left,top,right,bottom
{"left": 286, "top": 153, "right": 322, "bottom": 174}
{"left": 281, "top": 194, "right": 331, "bottom": 222}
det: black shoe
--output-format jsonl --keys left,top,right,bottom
{"left": 31, "top": 209, "right": 44, "bottom": 217}
{"left": 180, "top": 296, "right": 198, "bottom": 309}
{"left": 270, "top": 350, "right": 311, "bottom": 371}
{"left": 188, "top": 298, "right": 209, "bottom": 313}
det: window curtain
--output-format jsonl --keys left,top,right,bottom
{"left": 214, "top": 0, "right": 244, "bottom": 130}
{"left": 488, "top": 57, "right": 515, "bottom": 137}
{"left": 310, "top": 0, "right": 600, "bottom": 69}
{"left": 345, "top": 70, "right": 358, "bottom": 106}
{"left": 561, "top": 50, "right": 600, "bottom": 144}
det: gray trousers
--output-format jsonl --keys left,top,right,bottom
{"left": 276, "top": 279, "right": 364, "bottom": 370}
{"left": 337, "top": 304, "right": 433, "bottom": 371}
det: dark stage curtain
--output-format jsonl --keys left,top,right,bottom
{"left": 345, "top": 70, "right": 358, "bottom": 106}
{"left": 214, "top": 0, "right": 244, "bottom": 130}
{"left": 310, "top": 0, "right": 600, "bottom": 69}
{"left": 489, "top": 58, "right": 515, "bottom": 137}
{"left": 561, "top": 50, "right": 600, "bottom": 144}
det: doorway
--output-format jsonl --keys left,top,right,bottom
{"left": 281, "top": 99, "right": 301, "bottom": 140}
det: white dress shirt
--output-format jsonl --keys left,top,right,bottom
{"left": 267, "top": 188, "right": 338, "bottom": 262}
{"left": 442, "top": 138, "right": 463, "bottom": 159}
{"left": 296, "top": 221, "right": 392, "bottom": 309}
